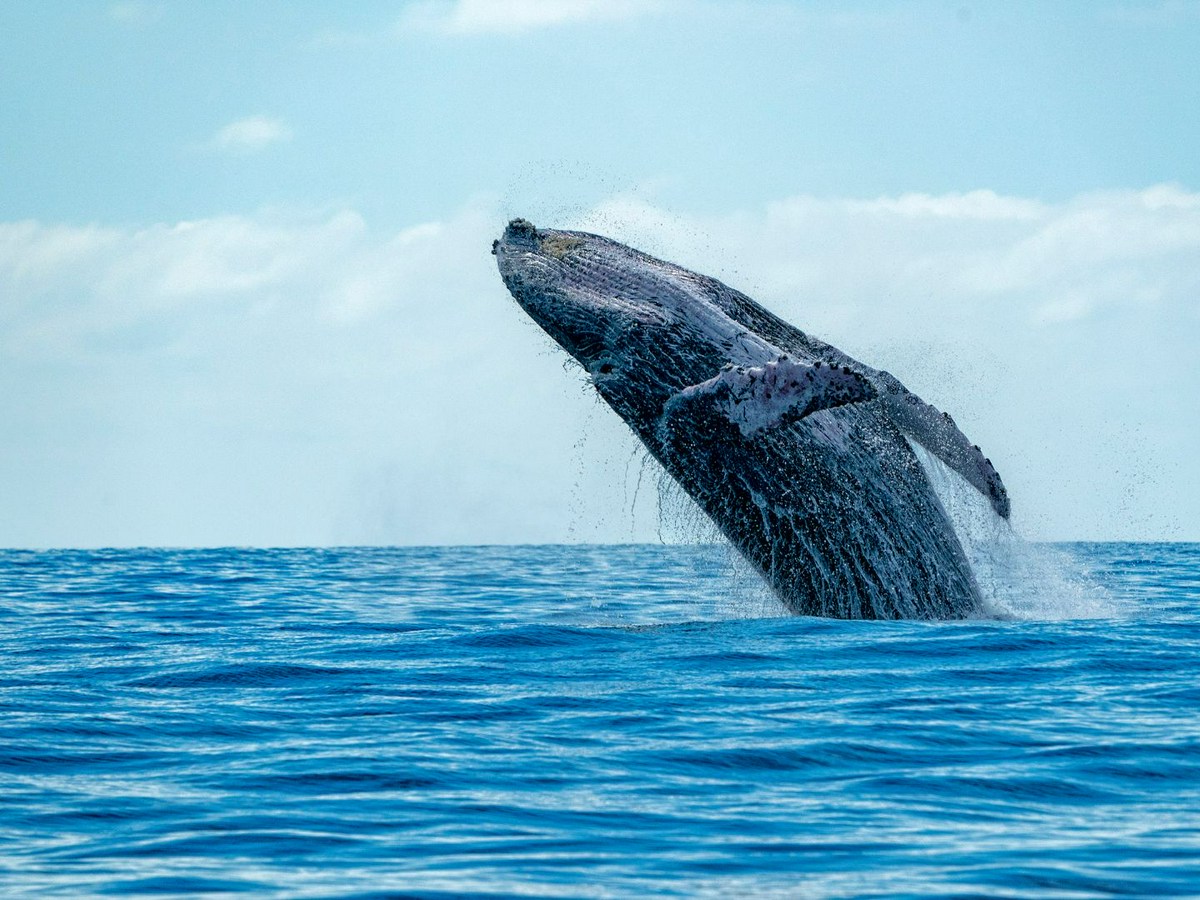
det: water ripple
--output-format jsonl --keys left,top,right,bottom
{"left": 0, "top": 543, "right": 1197, "bottom": 896}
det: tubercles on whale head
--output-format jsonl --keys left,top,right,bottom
{"left": 504, "top": 217, "right": 538, "bottom": 245}
{"left": 494, "top": 219, "right": 742, "bottom": 407}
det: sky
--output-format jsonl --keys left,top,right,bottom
{"left": 1, "top": 0, "right": 1198, "bottom": 548}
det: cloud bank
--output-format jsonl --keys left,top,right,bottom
{"left": 2, "top": 186, "right": 1197, "bottom": 546}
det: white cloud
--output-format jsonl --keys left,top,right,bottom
{"left": 0, "top": 200, "right": 601, "bottom": 548}
{"left": 1102, "top": 1, "right": 1200, "bottom": 24}
{"left": 209, "top": 116, "right": 293, "bottom": 154}
{"left": 2, "top": 186, "right": 1198, "bottom": 547}
{"left": 398, "top": 0, "right": 669, "bottom": 35}
{"left": 843, "top": 190, "right": 1047, "bottom": 221}
{"left": 573, "top": 186, "right": 1200, "bottom": 541}
{"left": 108, "top": 1, "right": 161, "bottom": 25}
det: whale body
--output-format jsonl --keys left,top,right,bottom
{"left": 494, "top": 218, "right": 1009, "bottom": 619}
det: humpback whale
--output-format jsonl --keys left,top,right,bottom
{"left": 494, "top": 218, "right": 1009, "bottom": 619}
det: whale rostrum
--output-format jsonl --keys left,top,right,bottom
{"left": 494, "top": 218, "right": 1009, "bottom": 619}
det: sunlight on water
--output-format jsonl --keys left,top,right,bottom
{"left": 909, "top": 442, "right": 1121, "bottom": 620}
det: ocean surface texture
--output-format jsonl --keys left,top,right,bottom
{"left": 2, "top": 542, "right": 1199, "bottom": 897}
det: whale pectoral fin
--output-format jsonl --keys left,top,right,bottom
{"left": 664, "top": 357, "right": 877, "bottom": 438}
{"left": 881, "top": 390, "right": 1011, "bottom": 519}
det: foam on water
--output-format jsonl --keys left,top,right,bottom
{"left": 909, "top": 441, "right": 1120, "bottom": 620}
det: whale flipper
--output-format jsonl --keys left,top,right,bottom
{"left": 664, "top": 357, "right": 877, "bottom": 438}
{"left": 877, "top": 385, "right": 1010, "bottom": 519}
{"left": 677, "top": 281, "right": 1010, "bottom": 519}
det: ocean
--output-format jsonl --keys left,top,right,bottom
{"left": 2, "top": 542, "right": 1199, "bottom": 897}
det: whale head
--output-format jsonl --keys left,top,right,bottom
{"left": 494, "top": 218, "right": 779, "bottom": 434}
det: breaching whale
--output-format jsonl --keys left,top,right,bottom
{"left": 494, "top": 218, "right": 1009, "bottom": 619}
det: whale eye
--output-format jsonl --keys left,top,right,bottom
{"left": 598, "top": 363, "right": 614, "bottom": 375}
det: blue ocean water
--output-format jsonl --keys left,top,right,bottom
{"left": 2, "top": 542, "right": 1199, "bottom": 897}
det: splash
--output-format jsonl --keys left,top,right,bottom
{"left": 909, "top": 442, "right": 1120, "bottom": 620}
{"left": 649, "top": 465, "right": 786, "bottom": 620}
{"left": 631, "top": 439, "right": 1119, "bottom": 622}
{"left": 606, "top": 407, "right": 1117, "bottom": 622}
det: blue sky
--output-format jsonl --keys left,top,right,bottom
{"left": 2, "top": 0, "right": 1198, "bottom": 547}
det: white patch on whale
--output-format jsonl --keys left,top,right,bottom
{"left": 674, "top": 357, "right": 877, "bottom": 437}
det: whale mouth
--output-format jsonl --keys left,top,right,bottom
{"left": 494, "top": 219, "right": 611, "bottom": 370}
